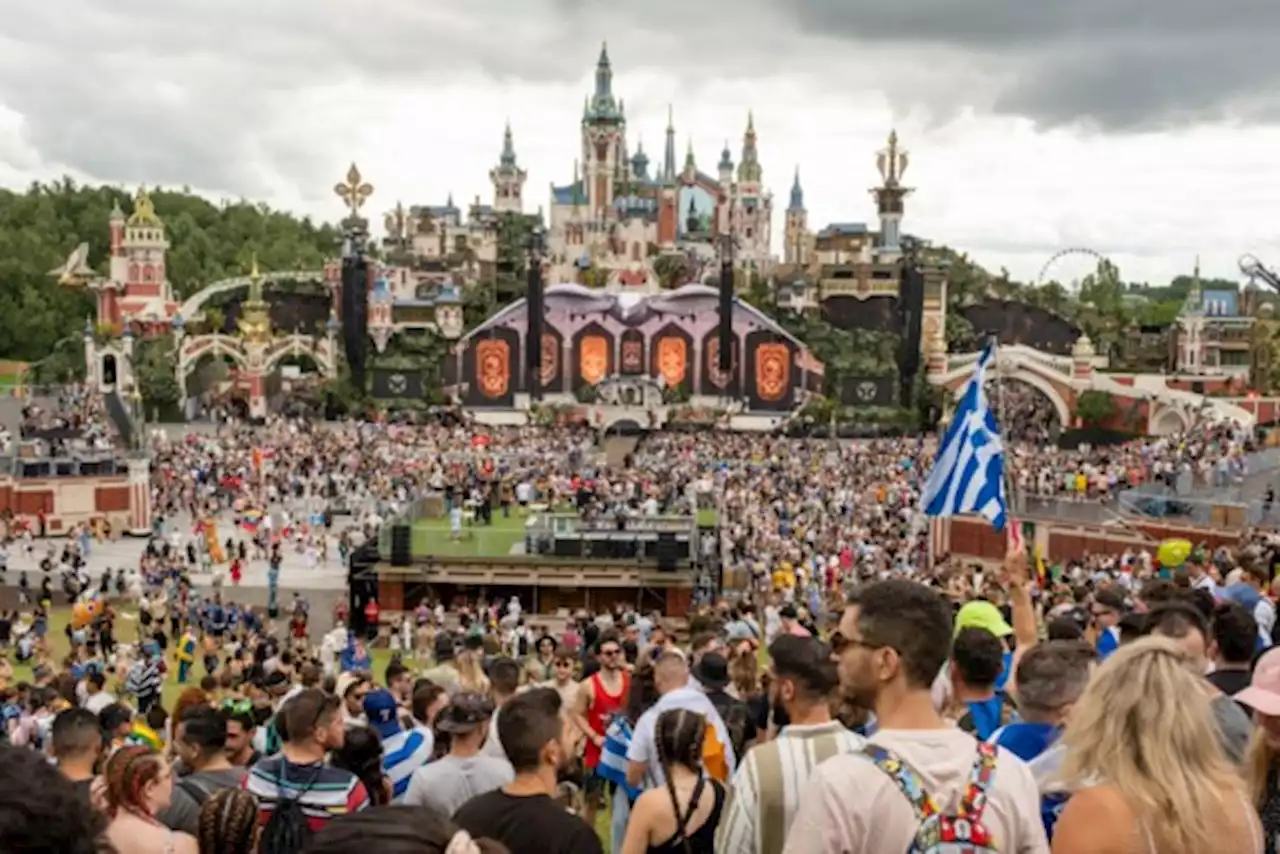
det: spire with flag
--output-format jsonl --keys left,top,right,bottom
{"left": 920, "top": 338, "right": 1008, "bottom": 530}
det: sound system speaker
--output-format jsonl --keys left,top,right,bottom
{"left": 655, "top": 533, "right": 680, "bottom": 572}
{"left": 718, "top": 259, "right": 734, "bottom": 373}
{"left": 895, "top": 259, "right": 925, "bottom": 407}
{"left": 390, "top": 523, "right": 412, "bottom": 567}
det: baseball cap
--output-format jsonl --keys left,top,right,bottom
{"left": 954, "top": 600, "right": 1013, "bottom": 638}
{"left": 334, "top": 673, "right": 365, "bottom": 702}
{"left": 361, "top": 689, "right": 401, "bottom": 740}
{"left": 1236, "top": 647, "right": 1280, "bottom": 716}
{"left": 435, "top": 691, "right": 495, "bottom": 734}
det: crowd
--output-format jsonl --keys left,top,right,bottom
{"left": 0, "top": 409, "right": 1278, "bottom": 854}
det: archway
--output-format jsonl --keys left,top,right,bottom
{"left": 1150, "top": 407, "right": 1188, "bottom": 437}
{"left": 987, "top": 376, "right": 1064, "bottom": 444}
{"left": 102, "top": 354, "right": 118, "bottom": 387}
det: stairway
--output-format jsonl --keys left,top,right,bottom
{"left": 103, "top": 389, "right": 135, "bottom": 448}
{"left": 603, "top": 435, "right": 640, "bottom": 468}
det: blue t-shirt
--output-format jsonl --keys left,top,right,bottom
{"left": 1095, "top": 625, "right": 1120, "bottom": 660}
{"left": 993, "top": 722, "right": 1069, "bottom": 841}
{"left": 994, "top": 649, "right": 1014, "bottom": 691}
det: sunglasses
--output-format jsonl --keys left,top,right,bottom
{"left": 599, "top": 648, "right": 621, "bottom": 657}
{"left": 828, "top": 632, "right": 880, "bottom": 655}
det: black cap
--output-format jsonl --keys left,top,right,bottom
{"left": 692, "top": 652, "right": 731, "bottom": 690}
{"left": 436, "top": 691, "right": 495, "bottom": 734}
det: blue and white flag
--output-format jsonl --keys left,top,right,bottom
{"left": 921, "top": 339, "right": 1007, "bottom": 530}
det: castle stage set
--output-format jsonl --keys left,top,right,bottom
{"left": 446, "top": 283, "right": 823, "bottom": 425}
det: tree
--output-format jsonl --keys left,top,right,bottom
{"left": 1075, "top": 389, "right": 1116, "bottom": 427}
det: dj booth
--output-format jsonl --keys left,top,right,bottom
{"left": 526, "top": 513, "right": 697, "bottom": 570}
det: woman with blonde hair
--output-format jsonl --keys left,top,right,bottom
{"left": 456, "top": 645, "right": 491, "bottom": 694}
{"left": 1052, "top": 636, "right": 1262, "bottom": 854}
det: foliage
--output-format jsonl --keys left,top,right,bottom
{"left": 1075, "top": 389, "right": 1116, "bottom": 426}
{"left": 653, "top": 253, "right": 695, "bottom": 289}
{"left": 579, "top": 263, "right": 611, "bottom": 289}
{"left": 575, "top": 383, "right": 599, "bottom": 404}
{"left": 0, "top": 178, "right": 341, "bottom": 365}
{"left": 463, "top": 279, "right": 497, "bottom": 330}
{"left": 492, "top": 212, "right": 538, "bottom": 303}
{"left": 134, "top": 336, "right": 182, "bottom": 419}
{"left": 774, "top": 311, "right": 898, "bottom": 395}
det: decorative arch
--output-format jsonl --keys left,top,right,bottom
{"left": 177, "top": 334, "right": 251, "bottom": 385}
{"left": 940, "top": 356, "right": 1074, "bottom": 429}
{"left": 1150, "top": 406, "right": 1189, "bottom": 437}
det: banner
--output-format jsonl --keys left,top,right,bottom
{"left": 839, "top": 376, "right": 895, "bottom": 407}
{"left": 371, "top": 368, "right": 424, "bottom": 399}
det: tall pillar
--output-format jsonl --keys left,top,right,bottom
{"left": 127, "top": 455, "right": 152, "bottom": 536}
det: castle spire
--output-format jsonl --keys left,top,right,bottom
{"left": 684, "top": 138, "right": 696, "bottom": 171}
{"left": 662, "top": 105, "right": 677, "bottom": 183}
{"left": 789, "top": 166, "right": 804, "bottom": 211}
{"left": 500, "top": 121, "right": 517, "bottom": 167}
{"left": 737, "top": 112, "right": 762, "bottom": 184}
{"left": 595, "top": 42, "right": 612, "bottom": 99}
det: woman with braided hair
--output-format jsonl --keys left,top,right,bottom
{"left": 619, "top": 709, "right": 724, "bottom": 854}
{"left": 103, "top": 744, "right": 198, "bottom": 854}
{"left": 196, "top": 788, "right": 259, "bottom": 854}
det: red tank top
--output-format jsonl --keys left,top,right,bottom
{"left": 584, "top": 669, "right": 630, "bottom": 768}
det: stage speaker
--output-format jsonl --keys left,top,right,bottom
{"left": 347, "top": 540, "right": 381, "bottom": 636}
{"left": 718, "top": 258, "right": 733, "bottom": 373}
{"left": 341, "top": 253, "right": 370, "bottom": 390}
{"left": 655, "top": 533, "right": 681, "bottom": 572}
{"left": 896, "top": 259, "right": 925, "bottom": 408}
{"left": 526, "top": 259, "right": 543, "bottom": 396}
{"left": 390, "top": 523, "right": 412, "bottom": 567}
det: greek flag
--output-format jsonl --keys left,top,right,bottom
{"left": 921, "top": 339, "right": 1007, "bottom": 530}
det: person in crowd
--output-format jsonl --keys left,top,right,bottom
{"left": 361, "top": 687, "right": 433, "bottom": 802}
{"left": 1237, "top": 646, "right": 1280, "bottom": 851}
{"left": 411, "top": 680, "right": 449, "bottom": 732}
{"left": 1091, "top": 588, "right": 1126, "bottom": 660}
{"left": 332, "top": 723, "right": 393, "bottom": 807}
{"left": 423, "top": 633, "right": 462, "bottom": 693}
{"left": 598, "top": 661, "right": 660, "bottom": 854}
{"left": 335, "top": 672, "right": 369, "bottom": 726}
{"left": 307, "top": 806, "right": 509, "bottom": 854}
{"left": 406, "top": 691, "right": 513, "bottom": 816}
{"left": 196, "top": 788, "right": 261, "bottom": 854}
{"left": 457, "top": 638, "right": 491, "bottom": 694}
{"left": 627, "top": 651, "right": 735, "bottom": 789}
{"left": 1221, "top": 560, "right": 1276, "bottom": 649}
{"left": 573, "top": 629, "right": 631, "bottom": 830}
{"left": 83, "top": 669, "right": 116, "bottom": 714}
{"left": 1141, "top": 599, "right": 1254, "bottom": 762}
{"left": 1211, "top": 601, "right": 1262, "bottom": 702}
{"left": 784, "top": 578, "right": 1048, "bottom": 853}
{"left": 524, "top": 634, "right": 559, "bottom": 685}
{"left": 717, "top": 635, "right": 863, "bottom": 854}
{"left": 950, "top": 626, "right": 1018, "bottom": 739}
{"left": 50, "top": 706, "right": 104, "bottom": 803}
{"left": 161, "top": 705, "right": 248, "bottom": 834}
{"left": 385, "top": 660, "right": 414, "bottom": 709}
{"left": 693, "top": 651, "right": 755, "bottom": 762}
{"left": 244, "top": 687, "right": 369, "bottom": 844}
{"left": 222, "top": 700, "right": 260, "bottom": 767}
{"left": 777, "top": 604, "right": 811, "bottom": 638}
{"left": 453, "top": 687, "right": 602, "bottom": 854}
{"left": 103, "top": 745, "right": 199, "bottom": 854}
{"left": 0, "top": 743, "right": 110, "bottom": 854}
{"left": 621, "top": 708, "right": 724, "bottom": 854}
{"left": 482, "top": 656, "right": 522, "bottom": 762}
{"left": 1052, "top": 636, "right": 1262, "bottom": 853}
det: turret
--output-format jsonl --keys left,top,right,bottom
{"left": 490, "top": 121, "right": 527, "bottom": 214}
{"left": 784, "top": 167, "right": 808, "bottom": 266}
{"left": 631, "top": 139, "right": 650, "bottom": 182}
{"left": 682, "top": 139, "right": 697, "bottom": 182}
{"left": 788, "top": 167, "right": 804, "bottom": 212}
{"left": 718, "top": 142, "right": 734, "bottom": 186}
{"left": 109, "top": 201, "right": 125, "bottom": 257}
{"left": 662, "top": 105, "right": 677, "bottom": 184}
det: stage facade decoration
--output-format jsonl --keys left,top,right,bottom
{"left": 449, "top": 283, "right": 821, "bottom": 410}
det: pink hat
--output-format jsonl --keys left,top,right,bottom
{"left": 1235, "top": 647, "right": 1280, "bottom": 716}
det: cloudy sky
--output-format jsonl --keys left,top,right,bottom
{"left": 2, "top": 0, "right": 1278, "bottom": 285}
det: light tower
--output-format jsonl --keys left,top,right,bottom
{"left": 872, "top": 130, "right": 912, "bottom": 257}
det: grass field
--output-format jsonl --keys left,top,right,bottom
{"left": 410, "top": 508, "right": 719, "bottom": 559}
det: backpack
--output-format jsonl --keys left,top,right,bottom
{"left": 259, "top": 768, "right": 320, "bottom": 854}
{"left": 861, "top": 741, "right": 1001, "bottom": 853}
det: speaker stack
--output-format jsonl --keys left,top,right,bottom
{"left": 526, "top": 229, "right": 545, "bottom": 401}
{"left": 341, "top": 250, "right": 370, "bottom": 391}
{"left": 718, "top": 245, "right": 734, "bottom": 375}
{"left": 389, "top": 523, "right": 412, "bottom": 567}
{"left": 896, "top": 257, "right": 925, "bottom": 407}
{"left": 655, "top": 533, "right": 681, "bottom": 572}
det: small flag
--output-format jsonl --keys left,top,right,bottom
{"left": 920, "top": 338, "right": 1008, "bottom": 530}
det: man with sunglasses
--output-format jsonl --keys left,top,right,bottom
{"left": 572, "top": 630, "right": 630, "bottom": 830}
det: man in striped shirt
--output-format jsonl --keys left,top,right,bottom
{"left": 123, "top": 644, "right": 163, "bottom": 714}
{"left": 244, "top": 688, "right": 369, "bottom": 835}
{"left": 716, "top": 635, "right": 863, "bottom": 854}
{"left": 363, "top": 688, "right": 434, "bottom": 802}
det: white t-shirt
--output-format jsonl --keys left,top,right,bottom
{"left": 784, "top": 728, "right": 1049, "bottom": 854}
{"left": 626, "top": 684, "right": 736, "bottom": 787}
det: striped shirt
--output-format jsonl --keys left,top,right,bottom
{"left": 124, "top": 660, "right": 162, "bottom": 711}
{"left": 715, "top": 720, "right": 864, "bottom": 854}
{"left": 380, "top": 726, "right": 434, "bottom": 803}
{"left": 244, "top": 756, "right": 370, "bottom": 833}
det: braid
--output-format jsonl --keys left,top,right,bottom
{"left": 657, "top": 709, "right": 681, "bottom": 831}
{"left": 199, "top": 789, "right": 259, "bottom": 854}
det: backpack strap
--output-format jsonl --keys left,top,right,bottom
{"left": 858, "top": 744, "right": 940, "bottom": 823}
{"left": 957, "top": 741, "right": 1000, "bottom": 821}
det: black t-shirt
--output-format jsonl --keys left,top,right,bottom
{"left": 1208, "top": 667, "right": 1252, "bottom": 712}
{"left": 454, "top": 791, "right": 602, "bottom": 854}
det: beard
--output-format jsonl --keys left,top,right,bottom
{"left": 837, "top": 675, "right": 878, "bottom": 713}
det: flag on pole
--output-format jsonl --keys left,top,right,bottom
{"left": 920, "top": 338, "right": 1008, "bottom": 530}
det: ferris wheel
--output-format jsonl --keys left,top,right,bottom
{"left": 1036, "top": 247, "right": 1110, "bottom": 290}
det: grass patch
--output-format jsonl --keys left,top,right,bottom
{"left": 410, "top": 513, "right": 530, "bottom": 558}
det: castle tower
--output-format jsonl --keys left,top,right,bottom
{"left": 785, "top": 167, "right": 808, "bottom": 266}
{"left": 717, "top": 142, "right": 734, "bottom": 187}
{"left": 100, "top": 201, "right": 128, "bottom": 326}
{"left": 581, "top": 43, "right": 625, "bottom": 219}
{"left": 733, "top": 113, "right": 768, "bottom": 264}
{"left": 490, "top": 122, "right": 527, "bottom": 214}
{"left": 631, "top": 139, "right": 650, "bottom": 182}
{"left": 118, "top": 187, "right": 172, "bottom": 322}
{"left": 871, "top": 130, "right": 912, "bottom": 256}
{"left": 736, "top": 112, "right": 762, "bottom": 188}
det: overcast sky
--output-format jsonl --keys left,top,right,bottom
{"left": 2, "top": 0, "right": 1278, "bottom": 285}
